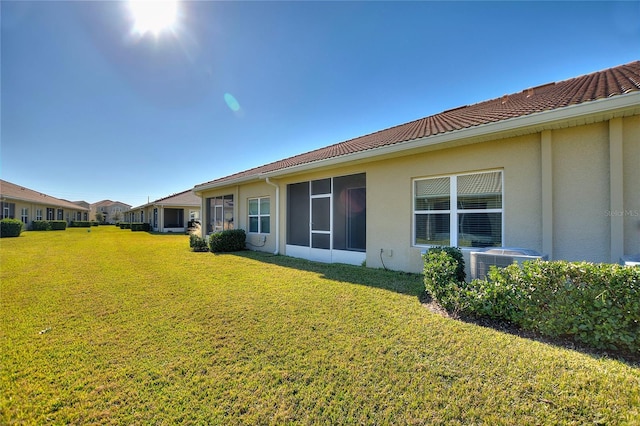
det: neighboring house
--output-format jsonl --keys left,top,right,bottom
{"left": 193, "top": 61, "right": 640, "bottom": 273}
{"left": 124, "top": 190, "right": 201, "bottom": 233}
{"left": 91, "top": 200, "right": 131, "bottom": 224}
{"left": 0, "top": 180, "right": 90, "bottom": 228}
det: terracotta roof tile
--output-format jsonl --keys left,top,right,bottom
{"left": 196, "top": 61, "right": 640, "bottom": 188}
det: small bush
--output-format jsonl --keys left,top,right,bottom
{"left": 32, "top": 220, "right": 51, "bottom": 231}
{"left": 209, "top": 229, "right": 246, "bottom": 253}
{"left": 49, "top": 221, "right": 67, "bottom": 231}
{"left": 120, "top": 223, "right": 131, "bottom": 229}
{"left": 91, "top": 221, "right": 100, "bottom": 227}
{"left": 0, "top": 219, "right": 23, "bottom": 238}
{"left": 190, "top": 234, "right": 209, "bottom": 252}
{"left": 131, "top": 223, "right": 151, "bottom": 232}
{"left": 69, "top": 221, "right": 92, "bottom": 228}
{"left": 423, "top": 247, "right": 467, "bottom": 312}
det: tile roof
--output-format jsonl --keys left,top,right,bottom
{"left": 0, "top": 180, "right": 89, "bottom": 211}
{"left": 196, "top": 61, "right": 640, "bottom": 189}
{"left": 153, "top": 189, "right": 201, "bottom": 206}
{"left": 129, "top": 189, "right": 201, "bottom": 210}
{"left": 91, "top": 200, "right": 131, "bottom": 209}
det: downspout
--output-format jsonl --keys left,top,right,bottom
{"left": 265, "top": 177, "right": 280, "bottom": 255}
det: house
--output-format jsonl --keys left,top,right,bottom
{"left": 124, "top": 189, "right": 201, "bottom": 233}
{"left": 90, "top": 200, "right": 132, "bottom": 224}
{"left": 193, "top": 61, "right": 640, "bottom": 274}
{"left": 0, "top": 179, "right": 90, "bottom": 228}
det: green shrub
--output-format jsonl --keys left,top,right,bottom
{"left": 0, "top": 219, "right": 23, "bottom": 238}
{"left": 464, "top": 260, "right": 640, "bottom": 353}
{"left": 190, "top": 234, "right": 209, "bottom": 252}
{"left": 209, "top": 229, "right": 246, "bottom": 253}
{"left": 49, "top": 221, "right": 67, "bottom": 231}
{"left": 423, "top": 247, "right": 467, "bottom": 312}
{"left": 131, "top": 223, "right": 151, "bottom": 232}
{"left": 91, "top": 221, "right": 100, "bottom": 227}
{"left": 32, "top": 220, "right": 51, "bottom": 231}
{"left": 69, "top": 221, "right": 92, "bottom": 228}
{"left": 120, "top": 223, "right": 131, "bottom": 229}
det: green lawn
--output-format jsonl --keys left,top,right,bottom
{"left": 1, "top": 227, "right": 639, "bottom": 425}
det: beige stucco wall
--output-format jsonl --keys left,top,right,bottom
{"left": 198, "top": 115, "right": 639, "bottom": 273}
{"left": 5, "top": 200, "right": 87, "bottom": 227}
{"left": 200, "top": 182, "right": 279, "bottom": 253}
{"left": 363, "top": 133, "right": 542, "bottom": 273}
{"left": 551, "top": 123, "right": 610, "bottom": 262}
{"left": 623, "top": 115, "right": 640, "bottom": 256}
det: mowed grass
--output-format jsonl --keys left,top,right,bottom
{"left": 1, "top": 227, "right": 639, "bottom": 425}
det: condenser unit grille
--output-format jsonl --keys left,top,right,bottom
{"left": 470, "top": 248, "right": 547, "bottom": 280}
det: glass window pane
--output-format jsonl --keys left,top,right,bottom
{"left": 248, "top": 199, "right": 258, "bottom": 215}
{"left": 311, "top": 178, "right": 331, "bottom": 195}
{"left": 457, "top": 172, "right": 502, "bottom": 209}
{"left": 415, "top": 177, "right": 450, "bottom": 210}
{"left": 415, "top": 213, "right": 450, "bottom": 245}
{"left": 458, "top": 212, "right": 501, "bottom": 248}
{"left": 260, "top": 216, "right": 270, "bottom": 234}
{"left": 249, "top": 217, "right": 258, "bottom": 233}
{"left": 260, "top": 198, "right": 270, "bottom": 215}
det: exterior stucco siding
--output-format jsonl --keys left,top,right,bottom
{"left": 552, "top": 123, "right": 610, "bottom": 262}
{"left": 623, "top": 115, "right": 640, "bottom": 256}
{"left": 365, "top": 134, "right": 542, "bottom": 273}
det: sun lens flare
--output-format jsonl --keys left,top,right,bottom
{"left": 129, "top": 0, "right": 178, "bottom": 37}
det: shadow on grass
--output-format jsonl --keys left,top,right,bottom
{"left": 233, "top": 251, "right": 639, "bottom": 367}
{"left": 231, "top": 250, "right": 425, "bottom": 298}
{"left": 420, "top": 293, "right": 640, "bottom": 367}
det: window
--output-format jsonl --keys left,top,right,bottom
{"left": 248, "top": 197, "right": 270, "bottom": 233}
{"left": 21, "top": 208, "right": 29, "bottom": 224}
{"left": 286, "top": 173, "right": 366, "bottom": 252}
{"left": 1, "top": 202, "right": 14, "bottom": 219}
{"left": 36, "top": 209, "right": 43, "bottom": 221}
{"left": 414, "top": 170, "right": 502, "bottom": 248}
{"left": 207, "top": 195, "right": 234, "bottom": 233}
{"left": 57, "top": 209, "right": 64, "bottom": 220}
{"left": 46, "top": 208, "right": 55, "bottom": 220}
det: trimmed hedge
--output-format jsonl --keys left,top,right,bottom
{"left": 49, "top": 221, "right": 67, "bottom": 231}
{"left": 69, "top": 221, "right": 92, "bottom": 228}
{"left": 475, "top": 261, "right": 640, "bottom": 352}
{"left": 32, "top": 220, "right": 51, "bottom": 231}
{"left": 189, "top": 234, "right": 209, "bottom": 252}
{"left": 209, "top": 229, "right": 246, "bottom": 253}
{"left": 131, "top": 223, "right": 151, "bottom": 232}
{"left": 120, "top": 223, "right": 131, "bottom": 229}
{"left": 423, "top": 249, "right": 640, "bottom": 353}
{"left": 423, "top": 247, "right": 468, "bottom": 312}
{"left": 0, "top": 219, "right": 23, "bottom": 238}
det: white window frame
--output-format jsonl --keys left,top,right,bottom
{"left": 21, "top": 208, "right": 29, "bottom": 223}
{"left": 248, "top": 197, "right": 270, "bottom": 234}
{"left": 36, "top": 209, "right": 43, "bottom": 221}
{"left": 413, "top": 170, "right": 503, "bottom": 248}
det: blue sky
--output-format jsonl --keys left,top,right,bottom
{"left": 2, "top": 1, "right": 639, "bottom": 208}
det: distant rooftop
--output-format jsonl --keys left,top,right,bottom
{"left": 0, "top": 180, "right": 90, "bottom": 211}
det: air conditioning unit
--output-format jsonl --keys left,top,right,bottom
{"left": 470, "top": 248, "right": 548, "bottom": 280}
